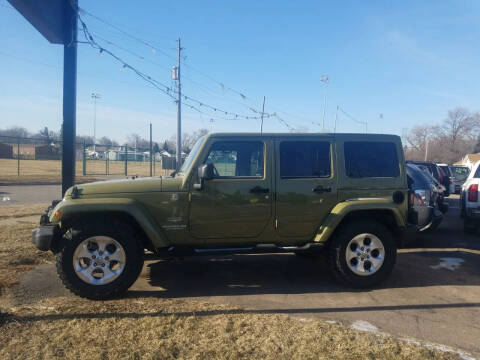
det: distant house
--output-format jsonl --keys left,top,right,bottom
{"left": 11, "top": 143, "right": 59, "bottom": 160}
{"left": 35, "top": 144, "right": 60, "bottom": 160}
{"left": 0, "top": 143, "right": 13, "bottom": 159}
{"left": 455, "top": 152, "right": 480, "bottom": 169}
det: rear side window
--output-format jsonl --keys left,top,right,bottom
{"left": 474, "top": 166, "right": 480, "bottom": 179}
{"left": 344, "top": 141, "right": 399, "bottom": 178}
{"left": 280, "top": 141, "right": 331, "bottom": 178}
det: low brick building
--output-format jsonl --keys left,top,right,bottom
{"left": 0, "top": 143, "right": 13, "bottom": 159}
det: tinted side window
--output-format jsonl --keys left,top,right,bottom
{"left": 205, "top": 141, "right": 264, "bottom": 177}
{"left": 344, "top": 141, "right": 399, "bottom": 178}
{"left": 440, "top": 166, "right": 451, "bottom": 177}
{"left": 280, "top": 141, "right": 331, "bottom": 178}
{"left": 474, "top": 166, "right": 480, "bottom": 179}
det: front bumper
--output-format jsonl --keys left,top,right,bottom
{"left": 31, "top": 225, "right": 58, "bottom": 251}
{"left": 32, "top": 200, "right": 62, "bottom": 251}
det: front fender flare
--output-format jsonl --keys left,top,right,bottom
{"left": 314, "top": 199, "right": 407, "bottom": 243}
{"left": 50, "top": 198, "right": 169, "bottom": 249}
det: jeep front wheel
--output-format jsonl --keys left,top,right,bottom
{"left": 328, "top": 220, "right": 396, "bottom": 288}
{"left": 56, "top": 220, "right": 144, "bottom": 300}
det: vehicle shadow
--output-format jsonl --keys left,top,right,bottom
{"left": 137, "top": 250, "right": 480, "bottom": 299}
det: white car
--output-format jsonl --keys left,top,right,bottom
{"left": 460, "top": 160, "right": 480, "bottom": 233}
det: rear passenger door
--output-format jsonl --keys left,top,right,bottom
{"left": 275, "top": 137, "right": 337, "bottom": 239}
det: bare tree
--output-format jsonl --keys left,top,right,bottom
{"left": 98, "top": 136, "right": 119, "bottom": 147}
{"left": 0, "top": 126, "right": 30, "bottom": 138}
{"left": 441, "top": 108, "right": 480, "bottom": 146}
{"left": 127, "top": 134, "right": 149, "bottom": 149}
{"left": 405, "top": 107, "right": 480, "bottom": 163}
{"left": 169, "top": 128, "right": 209, "bottom": 154}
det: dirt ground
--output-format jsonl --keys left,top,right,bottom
{"left": 0, "top": 204, "right": 465, "bottom": 360}
{"left": 0, "top": 158, "right": 169, "bottom": 185}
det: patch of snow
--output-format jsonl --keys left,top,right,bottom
{"left": 400, "top": 338, "right": 476, "bottom": 360}
{"left": 350, "top": 320, "right": 380, "bottom": 333}
{"left": 430, "top": 257, "right": 465, "bottom": 271}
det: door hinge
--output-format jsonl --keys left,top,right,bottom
{"left": 188, "top": 193, "right": 192, "bottom": 202}
{"left": 275, "top": 219, "right": 278, "bottom": 229}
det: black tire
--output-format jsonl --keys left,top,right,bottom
{"left": 56, "top": 219, "right": 144, "bottom": 300}
{"left": 328, "top": 220, "right": 396, "bottom": 288}
{"left": 463, "top": 217, "right": 476, "bottom": 234}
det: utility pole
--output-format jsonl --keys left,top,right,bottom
{"left": 260, "top": 96, "right": 266, "bottom": 133}
{"left": 334, "top": 105, "right": 338, "bottom": 133}
{"left": 91, "top": 93, "right": 101, "bottom": 152}
{"left": 176, "top": 38, "right": 182, "bottom": 171}
{"left": 321, "top": 75, "right": 329, "bottom": 131}
{"left": 61, "top": 0, "right": 78, "bottom": 196}
{"left": 425, "top": 138, "right": 429, "bottom": 161}
{"left": 149, "top": 123, "right": 153, "bottom": 177}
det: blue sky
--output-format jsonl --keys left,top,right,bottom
{"left": 1, "top": 0, "right": 479, "bottom": 143}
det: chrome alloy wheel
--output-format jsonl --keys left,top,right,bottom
{"left": 72, "top": 236, "right": 126, "bottom": 285}
{"left": 345, "top": 233, "right": 385, "bottom": 276}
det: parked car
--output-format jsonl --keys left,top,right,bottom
{"left": 437, "top": 164, "right": 454, "bottom": 195}
{"left": 416, "top": 166, "right": 449, "bottom": 214}
{"left": 449, "top": 165, "right": 470, "bottom": 194}
{"left": 406, "top": 163, "right": 443, "bottom": 231}
{"left": 407, "top": 161, "right": 450, "bottom": 196}
{"left": 33, "top": 133, "right": 414, "bottom": 299}
{"left": 460, "top": 161, "right": 480, "bottom": 233}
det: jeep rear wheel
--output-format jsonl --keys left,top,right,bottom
{"left": 329, "top": 220, "right": 396, "bottom": 288}
{"left": 56, "top": 220, "right": 144, "bottom": 300}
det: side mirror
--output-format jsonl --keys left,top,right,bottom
{"left": 193, "top": 163, "right": 214, "bottom": 190}
{"left": 198, "top": 163, "right": 214, "bottom": 180}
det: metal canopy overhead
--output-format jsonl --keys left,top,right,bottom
{"left": 7, "top": 0, "right": 67, "bottom": 44}
{"left": 8, "top": 0, "right": 78, "bottom": 196}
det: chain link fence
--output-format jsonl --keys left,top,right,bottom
{"left": 0, "top": 135, "right": 175, "bottom": 183}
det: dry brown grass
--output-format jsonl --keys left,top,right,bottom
{"left": 0, "top": 205, "right": 462, "bottom": 360}
{"left": 0, "top": 205, "right": 54, "bottom": 292}
{"left": 0, "top": 297, "right": 460, "bottom": 360}
{"left": 0, "top": 159, "right": 170, "bottom": 185}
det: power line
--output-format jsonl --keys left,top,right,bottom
{"left": 68, "top": 2, "right": 298, "bottom": 130}
{"left": 79, "top": 8, "right": 176, "bottom": 58}
{"left": 78, "top": 15, "right": 286, "bottom": 124}
{"left": 79, "top": 7, "right": 262, "bottom": 104}
{"left": 338, "top": 106, "right": 367, "bottom": 133}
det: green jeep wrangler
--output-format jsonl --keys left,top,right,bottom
{"left": 32, "top": 133, "right": 410, "bottom": 299}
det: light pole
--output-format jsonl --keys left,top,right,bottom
{"left": 91, "top": 93, "right": 101, "bottom": 152}
{"left": 321, "top": 75, "right": 329, "bottom": 131}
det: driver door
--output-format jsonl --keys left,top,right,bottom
{"left": 189, "top": 138, "right": 272, "bottom": 240}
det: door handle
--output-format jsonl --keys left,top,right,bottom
{"left": 250, "top": 186, "right": 269, "bottom": 194}
{"left": 312, "top": 185, "right": 332, "bottom": 193}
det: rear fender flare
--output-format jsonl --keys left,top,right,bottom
{"left": 314, "top": 199, "right": 406, "bottom": 243}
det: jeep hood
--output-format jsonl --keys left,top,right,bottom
{"left": 65, "top": 176, "right": 184, "bottom": 197}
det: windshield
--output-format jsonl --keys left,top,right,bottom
{"left": 177, "top": 136, "right": 206, "bottom": 176}
{"left": 450, "top": 166, "right": 470, "bottom": 181}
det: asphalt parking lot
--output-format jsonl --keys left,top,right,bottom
{"left": 3, "top": 189, "right": 480, "bottom": 357}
